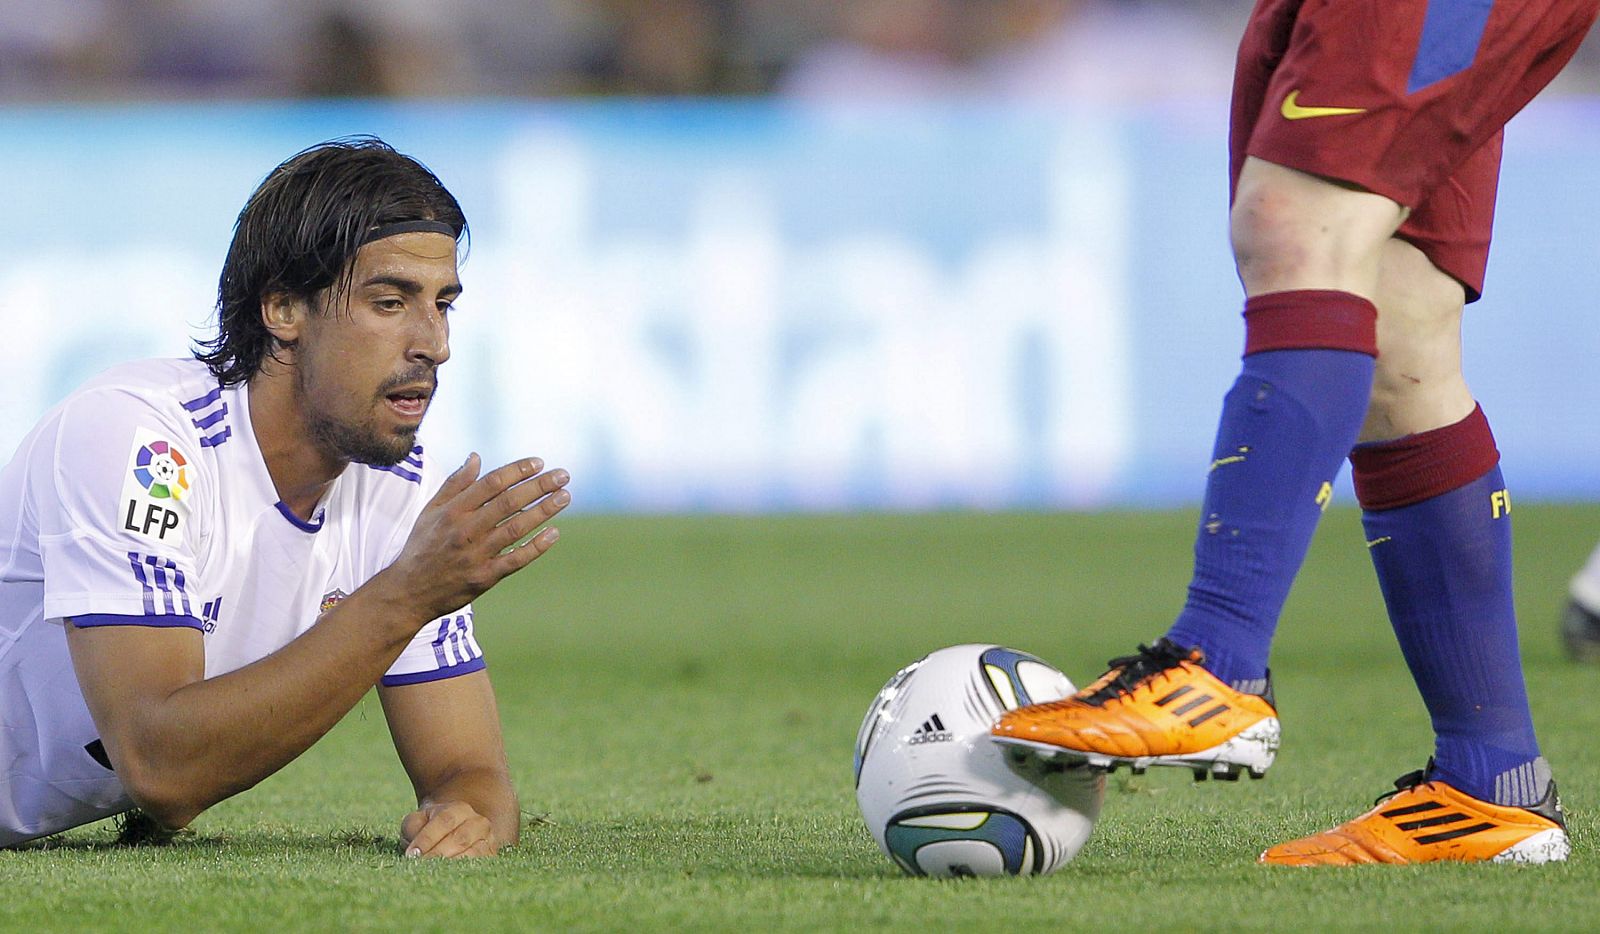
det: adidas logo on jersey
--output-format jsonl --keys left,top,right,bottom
{"left": 908, "top": 713, "right": 953, "bottom": 745}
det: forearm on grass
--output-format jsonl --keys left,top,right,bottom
{"left": 69, "top": 567, "right": 431, "bottom": 828}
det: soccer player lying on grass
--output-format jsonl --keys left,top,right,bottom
{"left": 0, "top": 138, "right": 570, "bottom": 856}
{"left": 992, "top": 0, "right": 1598, "bottom": 864}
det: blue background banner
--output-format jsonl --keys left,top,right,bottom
{"left": 3, "top": 101, "right": 1597, "bottom": 510}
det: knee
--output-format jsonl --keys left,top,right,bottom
{"left": 1230, "top": 182, "right": 1314, "bottom": 286}
{"left": 1230, "top": 182, "right": 1366, "bottom": 293}
{"left": 1229, "top": 160, "right": 1404, "bottom": 296}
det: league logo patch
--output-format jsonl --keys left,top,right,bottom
{"left": 119, "top": 427, "right": 193, "bottom": 545}
{"left": 133, "top": 439, "right": 190, "bottom": 501}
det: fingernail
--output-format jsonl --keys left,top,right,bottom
{"left": 555, "top": 470, "right": 570, "bottom": 485}
{"left": 553, "top": 490, "right": 571, "bottom": 506}
{"left": 406, "top": 847, "right": 421, "bottom": 858}
{"left": 546, "top": 527, "right": 560, "bottom": 542}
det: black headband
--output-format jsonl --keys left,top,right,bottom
{"left": 361, "top": 219, "right": 457, "bottom": 244}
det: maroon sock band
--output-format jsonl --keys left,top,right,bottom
{"left": 1243, "top": 290, "right": 1379, "bottom": 357}
{"left": 1350, "top": 405, "right": 1500, "bottom": 511}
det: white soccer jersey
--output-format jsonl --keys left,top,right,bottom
{"left": 0, "top": 358, "right": 483, "bottom": 847}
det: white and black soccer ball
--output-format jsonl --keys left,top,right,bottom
{"left": 854, "top": 644, "right": 1105, "bottom": 878}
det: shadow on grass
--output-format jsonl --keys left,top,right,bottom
{"left": 13, "top": 809, "right": 222, "bottom": 852}
{"left": 15, "top": 809, "right": 572, "bottom": 859}
{"left": 503, "top": 812, "right": 1145, "bottom": 881}
{"left": 502, "top": 812, "right": 915, "bottom": 880}
{"left": 16, "top": 810, "right": 1122, "bottom": 880}
{"left": 12, "top": 811, "right": 400, "bottom": 858}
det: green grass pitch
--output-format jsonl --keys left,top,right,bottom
{"left": 7, "top": 505, "right": 1600, "bottom": 931}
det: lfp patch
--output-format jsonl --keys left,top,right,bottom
{"left": 119, "top": 427, "right": 193, "bottom": 544}
{"left": 133, "top": 439, "right": 190, "bottom": 501}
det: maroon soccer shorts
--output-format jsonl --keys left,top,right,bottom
{"left": 1230, "top": 0, "right": 1599, "bottom": 300}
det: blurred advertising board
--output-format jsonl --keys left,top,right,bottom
{"left": 3, "top": 101, "right": 1598, "bottom": 510}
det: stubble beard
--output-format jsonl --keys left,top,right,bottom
{"left": 298, "top": 369, "right": 419, "bottom": 468}
{"left": 308, "top": 410, "right": 417, "bottom": 467}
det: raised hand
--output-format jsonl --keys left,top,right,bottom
{"left": 389, "top": 453, "right": 570, "bottom": 621}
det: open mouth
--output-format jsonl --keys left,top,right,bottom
{"left": 385, "top": 387, "right": 431, "bottom": 419}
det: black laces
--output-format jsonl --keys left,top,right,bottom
{"left": 1374, "top": 758, "right": 1436, "bottom": 806}
{"left": 1081, "top": 638, "right": 1197, "bottom": 706}
{"left": 1370, "top": 757, "right": 1564, "bottom": 826}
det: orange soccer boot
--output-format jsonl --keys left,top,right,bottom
{"left": 1261, "top": 763, "right": 1569, "bottom": 865}
{"left": 991, "top": 638, "right": 1280, "bottom": 780}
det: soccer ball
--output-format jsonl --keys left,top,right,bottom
{"left": 854, "top": 644, "right": 1105, "bottom": 877}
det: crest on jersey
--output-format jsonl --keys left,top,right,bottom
{"left": 119, "top": 427, "right": 193, "bottom": 545}
{"left": 319, "top": 590, "right": 348, "bottom": 616}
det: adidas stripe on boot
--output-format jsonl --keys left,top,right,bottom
{"left": 991, "top": 639, "right": 1279, "bottom": 781}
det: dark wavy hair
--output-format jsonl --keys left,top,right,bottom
{"left": 195, "top": 137, "right": 468, "bottom": 386}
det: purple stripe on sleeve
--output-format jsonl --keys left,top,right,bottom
{"left": 199, "top": 426, "right": 232, "bottom": 448}
{"left": 127, "top": 552, "right": 155, "bottom": 615}
{"left": 180, "top": 386, "right": 224, "bottom": 412}
{"left": 172, "top": 565, "right": 193, "bottom": 616}
{"left": 71, "top": 613, "right": 204, "bottom": 631}
{"left": 430, "top": 615, "right": 471, "bottom": 668}
{"left": 190, "top": 405, "right": 229, "bottom": 430}
{"left": 380, "top": 657, "right": 487, "bottom": 687}
{"left": 147, "top": 556, "right": 175, "bottom": 614}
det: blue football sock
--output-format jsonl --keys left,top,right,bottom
{"left": 1354, "top": 409, "right": 1546, "bottom": 805}
{"left": 1165, "top": 346, "right": 1375, "bottom": 688}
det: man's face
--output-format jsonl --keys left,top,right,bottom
{"left": 292, "top": 231, "right": 461, "bottom": 467}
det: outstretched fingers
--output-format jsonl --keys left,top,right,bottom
{"left": 392, "top": 455, "right": 571, "bottom": 618}
{"left": 427, "top": 452, "right": 482, "bottom": 509}
{"left": 459, "top": 460, "right": 570, "bottom": 581}
{"left": 489, "top": 525, "right": 561, "bottom": 578}
{"left": 482, "top": 468, "right": 569, "bottom": 531}
{"left": 442, "top": 459, "right": 569, "bottom": 541}
{"left": 457, "top": 457, "right": 545, "bottom": 513}
{"left": 485, "top": 481, "right": 569, "bottom": 554}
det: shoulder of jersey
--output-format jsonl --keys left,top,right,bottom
{"left": 68, "top": 359, "right": 231, "bottom": 445}
{"left": 75, "top": 359, "right": 226, "bottom": 418}
{"left": 61, "top": 360, "right": 224, "bottom": 547}
{"left": 77, "top": 358, "right": 212, "bottom": 396}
